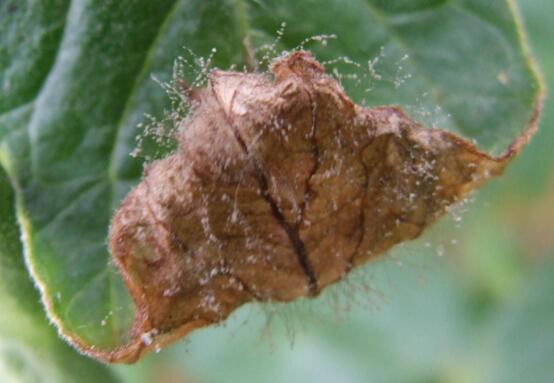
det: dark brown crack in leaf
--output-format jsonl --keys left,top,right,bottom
{"left": 97, "top": 51, "right": 541, "bottom": 363}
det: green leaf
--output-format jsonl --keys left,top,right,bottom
{"left": 0, "top": 159, "right": 118, "bottom": 382}
{"left": 0, "top": 0, "right": 542, "bottom": 356}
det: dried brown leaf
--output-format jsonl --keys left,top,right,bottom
{"left": 91, "top": 51, "right": 540, "bottom": 363}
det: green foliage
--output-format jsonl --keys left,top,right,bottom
{"left": 0, "top": 0, "right": 550, "bottom": 382}
{"left": 0, "top": 165, "right": 117, "bottom": 382}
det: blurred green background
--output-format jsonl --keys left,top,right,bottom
{"left": 113, "top": 1, "right": 554, "bottom": 382}
{"left": 2, "top": 0, "right": 554, "bottom": 382}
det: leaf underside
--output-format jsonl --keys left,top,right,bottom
{"left": 0, "top": 0, "right": 542, "bottom": 363}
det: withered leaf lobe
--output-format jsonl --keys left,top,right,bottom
{"left": 96, "top": 51, "right": 539, "bottom": 363}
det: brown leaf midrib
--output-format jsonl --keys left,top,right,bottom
{"left": 210, "top": 84, "right": 319, "bottom": 296}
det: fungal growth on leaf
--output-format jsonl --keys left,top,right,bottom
{"left": 101, "top": 51, "right": 539, "bottom": 363}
